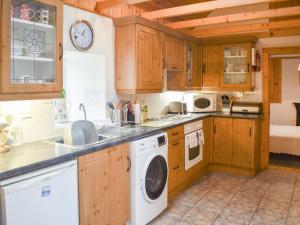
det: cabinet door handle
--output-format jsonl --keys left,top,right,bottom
{"left": 247, "top": 63, "right": 250, "bottom": 72}
{"left": 59, "top": 42, "right": 63, "bottom": 61}
{"left": 172, "top": 142, "right": 179, "bottom": 146}
{"left": 249, "top": 127, "right": 252, "bottom": 137}
{"left": 172, "top": 132, "right": 179, "bottom": 136}
{"left": 127, "top": 156, "right": 131, "bottom": 172}
{"left": 162, "top": 59, "right": 165, "bottom": 69}
{"left": 202, "top": 64, "right": 206, "bottom": 74}
{"left": 213, "top": 124, "right": 216, "bottom": 134}
{"left": 173, "top": 165, "right": 179, "bottom": 170}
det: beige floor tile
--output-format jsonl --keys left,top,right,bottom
{"left": 180, "top": 207, "right": 220, "bottom": 225}
{"left": 213, "top": 203, "right": 256, "bottom": 225}
{"left": 249, "top": 209, "right": 287, "bottom": 225}
{"left": 286, "top": 216, "right": 300, "bottom": 225}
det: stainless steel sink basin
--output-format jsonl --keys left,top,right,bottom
{"left": 45, "top": 134, "right": 111, "bottom": 148}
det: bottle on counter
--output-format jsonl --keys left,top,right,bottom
{"left": 140, "top": 102, "right": 148, "bottom": 123}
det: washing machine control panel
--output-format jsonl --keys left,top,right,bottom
{"left": 157, "top": 135, "right": 167, "bottom": 147}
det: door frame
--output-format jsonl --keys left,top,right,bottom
{"left": 261, "top": 46, "right": 300, "bottom": 169}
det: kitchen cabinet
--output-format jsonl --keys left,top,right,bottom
{"left": 202, "top": 45, "right": 221, "bottom": 89}
{"left": 1, "top": 0, "right": 63, "bottom": 99}
{"left": 115, "top": 24, "right": 164, "bottom": 94}
{"left": 220, "top": 43, "right": 254, "bottom": 91}
{"left": 212, "top": 118, "right": 233, "bottom": 165}
{"left": 167, "top": 126, "right": 185, "bottom": 194}
{"left": 185, "top": 42, "right": 202, "bottom": 89}
{"left": 164, "top": 35, "right": 185, "bottom": 71}
{"left": 211, "top": 117, "right": 261, "bottom": 175}
{"left": 232, "top": 119, "right": 255, "bottom": 168}
{"left": 78, "top": 143, "right": 130, "bottom": 225}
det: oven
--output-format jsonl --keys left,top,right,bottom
{"left": 184, "top": 93, "right": 217, "bottom": 112}
{"left": 184, "top": 121, "right": 204, "bottom": 171}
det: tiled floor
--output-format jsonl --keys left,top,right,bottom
{"left": 149, "top": 167, "right": 300, "bottom": 225}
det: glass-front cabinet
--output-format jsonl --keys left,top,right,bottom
{"left": 220, "top": 43, "right": 254, "bottom": 91}
{"left": 1, "top": 0, "right": 63, "bottom": 97}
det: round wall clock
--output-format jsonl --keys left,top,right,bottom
{"left": 70, "top": 20, "right": 94, "bottom": 51}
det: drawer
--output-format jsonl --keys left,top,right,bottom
{"left": 168, "top": 138, "right": 184, "bottom": 163}
{"left": 167, "top": 126, "right": 184, "bottom": 142}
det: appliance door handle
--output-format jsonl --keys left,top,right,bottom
{"left": 127, "top": 156, "right": 131, "bottom": 172}
{"left": 199, "top": 129, "right": 205, "bottom": 145}
{"left": 59, "top": 42, "right": 63, "bottom": 60}
{"left": 2, "top": 165, "right": 76, "bottom": 193}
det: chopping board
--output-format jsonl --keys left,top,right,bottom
{"left": 141, "top": 120, "right": 176, "bottom": 128}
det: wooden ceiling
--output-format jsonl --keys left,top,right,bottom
{"left": 96, "top": 0, "right": 300, "bottom": 41}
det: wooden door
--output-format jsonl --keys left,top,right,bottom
{"left": 220, "top": 43, "right": 252, "bottom": 90}
{"left": 136, "top": 25, "right": 163, "bottom": 91}
{"left": 186, "top": 42, "right": 202, "bottom": 89}
{"left": 213, "top": 118, "right": 233, "bottom": 165}
{"left": 1, "top": 0, "right": 63, "bottom": 96}
{"left": 269, "top": 58, "right": 282, "bottom": 103}
{"left": 232, "top": 119, "right": 254, "bottom": 168}
{"left": 164, "top": 35, "right": 185, "bottom": 70}
{"left": 78, "top": 144, "right": 130, "bottom": 225}
{"left": 202, "top": 45, "right": 221, "bottom": 88}
{"left": 203, "top": 117, "right": 213, "bottom": 165}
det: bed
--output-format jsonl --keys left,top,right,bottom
{"left": 270, "top": 125, "right": 300, "bottom": 156}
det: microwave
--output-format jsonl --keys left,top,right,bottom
{"left": 184, "top": 94, "right": 217, "bottom": 112}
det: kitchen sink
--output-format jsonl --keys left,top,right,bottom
{"left": 45, "top": 134, "right": 111, "bottom": 148}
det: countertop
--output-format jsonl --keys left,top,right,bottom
{"left": 0, "top": 112, "right": 262, "bottom": 182}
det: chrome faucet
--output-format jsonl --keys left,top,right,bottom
{"left": 79, "top": 103, "right": 87, "bottom": 120}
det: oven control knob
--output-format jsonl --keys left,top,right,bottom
{"left": 152, "top": 142, "right": 157, "bottom": 147}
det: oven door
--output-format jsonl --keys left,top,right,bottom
{"left": 185, "top": 130, "right": 204, "bottom": 171}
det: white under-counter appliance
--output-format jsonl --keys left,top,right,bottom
{"left": 184, "top": 121, "right": 204, "bottom": 170}
{"left": 184, "top": 93, "right": 217, "bottom": 112}
{"left": 0, "top": 160, "right": 79, "bottom": 225}
{"left": 130, "top": 133, "right": 168, "bottom": 225}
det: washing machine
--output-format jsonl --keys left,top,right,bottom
{"left": 130, "top": 133, "right": 168, "bottom": 225}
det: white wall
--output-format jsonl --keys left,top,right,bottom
{"left": 63, "top": 5, "right": 117, "bottom": 121}
{"left": 270, "top": 58, "right": 300, "bottom": 126}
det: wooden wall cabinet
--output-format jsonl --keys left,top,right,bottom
{"left": 164, "top": 35, "right": 185, "bottom": 71}
{"left": 1, "top": 0, "right": 63, "bottom": 100}
{"left": 202, "top": 45, "right": 221, "bottom": 89}
{"left": 78, "top": 143, "right": 130, "bottom": 225}
{"left": 185, "top": 42, "right": 202, "bottom": 89}
{"left": 212, "top": 117, "right": 260, "bottom": 176}
{"left": 115, "top": 24, "right": 164, "bottom": 94}
{"left": 220, "top": 43, "right": 254, "bottom": 91}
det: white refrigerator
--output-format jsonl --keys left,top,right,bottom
{"left": 0, "top": 160, "right": 79, "bottom": 225}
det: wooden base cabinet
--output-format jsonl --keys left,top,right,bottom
{"left": 167, "top": 126, "right": 185, "bottom": 194}
{"left": 78, "top": 144, "right": 130, "bottom": 225}
{"left": 115, "top": 23, "right": 164, "bottom": 94}
{"left": 212, "top": 117, "right": 260, "bottom": 176}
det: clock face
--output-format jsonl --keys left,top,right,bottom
{"left": 70, "top": 20, "right": 94, "bottom": 51}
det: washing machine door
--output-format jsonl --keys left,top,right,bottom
{"left": 142, "top": 154, "right": 168, "bottom": 203}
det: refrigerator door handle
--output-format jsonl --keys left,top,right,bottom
{"left": 2, "top": 165, "right": 76, "bottom": 193}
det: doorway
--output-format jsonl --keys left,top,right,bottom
{"left": 261, "top": 47, "right": 300, "bottom": 169}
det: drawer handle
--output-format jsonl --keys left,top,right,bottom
{"left": 172, "top": 142, "right": 179, "bottom": 146}
{"left": 172, "top": 132, "right": 179, "bottom": 136}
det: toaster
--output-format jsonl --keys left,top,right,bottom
{"left": 168, "top": 102, "right": 187, "bottom": 114}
